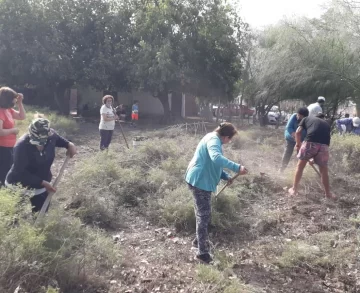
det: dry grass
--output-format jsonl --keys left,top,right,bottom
{"left": 0, "top": 188, "right": 120, "bottom": 293}
{"left": 15, "top": 106, "right": 78, "bottom": 137}
{"left": 2, "top": 119, "right": 360, "bottom": 292}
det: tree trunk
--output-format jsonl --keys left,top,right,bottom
{"left": 275, "top": 104, "right": 281, "bottom": 129}
{"left": 171, "top": 91, "right": 182, "bottom": 118}
{"left": 356, "top": 103, "right": 360, "bottom": 117}
{"left": 258, "top": 104, "right": 267, "bottom": 127}
{"left": 54, "top": 82, "right": 72, "bottom": 115}
{"left": 216, "top": 98, "right": 220, "bottom": 123}
{"left": 158, "top": 91, "right": 171, "bottom": 124}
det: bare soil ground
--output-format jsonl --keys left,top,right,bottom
{"left": 52, "top": 121, "right": 360, "bottom": 293}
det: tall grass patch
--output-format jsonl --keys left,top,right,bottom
{"left": 15, "top": 106, "right": 78, "bottom": 137}
{"left": 330, "top": 134, "right": 360, "bottom": 173}
{"left": 0, "top": 188, "right": 120, "bottom": 293}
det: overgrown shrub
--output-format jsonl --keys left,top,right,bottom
{"left": 196, "top": 264, "right": 262, "bottom": 293}
{"left": 0, "top": 188, "right": 120, "bottom": 293}
{"left": 330, "top": 134, "right": 360, "bottom": 173}
{"left": 64, "top": 151, "right": 153, "bottom": 228}
{"left": 15, "top": 106, "right": 78, "bottom": 137}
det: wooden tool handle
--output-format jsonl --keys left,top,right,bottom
{"left": 35, "top": 156, "right": 70, "bottom": 224}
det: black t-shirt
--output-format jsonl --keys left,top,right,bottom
{"left": 299, "top": 116, "right": 331, "bottom": 145}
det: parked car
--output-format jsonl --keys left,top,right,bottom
{"left": 266, "top": 106, "right": 289, "bottom": 125}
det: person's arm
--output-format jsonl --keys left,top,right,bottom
{"left": 295, "top": 117, "right": 307, "bottom": 151}
{"left": 286, "top": 114, "right": 297, "bottom": 139}
{"left": 221, "top": 171, "right": 230, "bottom": 180}
{"left": 295, "top": 126, "right": 303, "bottom": 149}
{"left": 207, "top": 137, "right": 240, "bottom": 173}
{"left": 336, "top": 118, "right": 350, "bottom": 134}
{"left": 11, "top": 94, "right": 26, "bottom": 120}
{"left": 10, "top": 142, "right": 43, "bottom": 187}
{"left": 0, "top": 120, "right": 18, "bottom": 136}
{"left": 53, "top": 131, "right": 77, "bottom": 157}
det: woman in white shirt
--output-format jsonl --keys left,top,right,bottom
{"left": 99, "top": 95, "right": 118, "bottom": 150}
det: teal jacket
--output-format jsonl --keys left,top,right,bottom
{"left": 185, "top": 132, "right": 240, "bottom": 192}
{"left": 285, "top": 113, "right": 306, "bottom": 142}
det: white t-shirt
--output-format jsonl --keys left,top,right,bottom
{"left": 307, "top": 102, "right": 323, "bottom": 117}
{"left": 99, "top": 105, "right": 115, "bottom": 130}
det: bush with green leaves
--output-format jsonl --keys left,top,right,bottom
{"left": 0, "top": 188, "right": 120, "bottom": 293}
{"left": 330, "top": 134, "right": 360, "bottom": 174}
{"left": 15, "top": 106, "right": 78, "bottom": 137}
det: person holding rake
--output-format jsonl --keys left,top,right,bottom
{"left": 288, "top": 113, "right": 336, "bottom": 200}
{"left": 185, "top": 122, "right": 247, "bottom": 264}
{"left": 5, "top": 114, "right": 77, "bottom": 213}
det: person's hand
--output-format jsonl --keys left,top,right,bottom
{"left": 42, "top": 180, "right": 57, "bottom": 193}
{"left": 238, "top": 166, "right": 248, "bottom": 175}
{"left": 295, "top": 144, "right": 301, "bottom": 152}
{"left": 227, "top": 178, "right": 234, "bottom": 186}
{"left": 308, "top": 158, "right": 315, "bottom": 166}
{"left": 12, "top": 128, "right": 19, "bottom": 135}
{"left": 66, "top": 142, "right": 77, "bottom": 158}
{"left": 16, "top": 93, "right": 24, "bottom": 104}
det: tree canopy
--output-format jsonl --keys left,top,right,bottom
{"left": 1, "top": 0, "right": 360, "bottom": 119}
{"left": 0, "top": 0, "right": 249, "bottom": 117}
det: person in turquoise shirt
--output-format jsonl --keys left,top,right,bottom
{"left": 280, "top": 107, "right": 309, "bottom": 172}
{"left": 185, "top": 122, "right": 247, "bottom": 264}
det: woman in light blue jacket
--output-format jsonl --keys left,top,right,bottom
{"left": 185, "top": 122, "right": 247, "bottom": 263}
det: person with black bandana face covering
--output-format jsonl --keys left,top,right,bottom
{"left": 279, "top": 107, "right": 309, "bottom": 172}
{"left": 5, "top": 115, "right": 76, "bottom": 213}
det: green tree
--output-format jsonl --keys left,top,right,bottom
{"left": 0, "top": 0, "right": 131, "bottom": 114}
{"left": 130, "top": 0, "right": 249, "bottom": 121}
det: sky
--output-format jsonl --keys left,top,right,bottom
{"left": 237, "top": 0, "right": 329, "bottom": 28}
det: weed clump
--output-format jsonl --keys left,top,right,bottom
{"left": 330, "top": 134, "right": 360, "bottom": 173}
{"left": 15, "top": 106, "right": 78, "bottom": 137}
{"left": 0, "top": 188, "right": 120, "bottom": 293}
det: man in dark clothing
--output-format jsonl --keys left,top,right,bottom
{"left": 288, "top": 113, "right": 336, "bottom": 199}
{"left": 6, "top": 116, "right": 76, "bottom": 212}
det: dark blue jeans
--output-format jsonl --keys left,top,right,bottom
{"left": 0, "top": 146, "right": 13, "bottom": 185}
{"left": 99, "top": 129, "right": 113, "bottom": 150}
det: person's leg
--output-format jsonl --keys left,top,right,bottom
{"left": 189, "top": 185, "right": 212, "bottom": 258}
{"left": 0, "top": 147, "right": 13, "bottom": 186}
{"left": 105, "top": 130, "right": 113, "bottom": 148}
{"left": 314, "top": 145, "right": 335, "bottom": 199}
{"left": 318, "top": 165, "right": 332, "bottom": 198}
{"left": 289, "top": 141, "right": 316, "bottom": 195}
{"left": 99, "top": 130, "right": 105, "bottom": 150}
{"left": 280, "top": 140, "right": 296, "bottom": 171}
{"left": 30, "top": 191, "right": 49, "bottom": 213}
{"left": 289, "top": 160, "right": 308, "bottom": 195}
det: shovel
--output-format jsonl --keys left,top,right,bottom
{"left": 35, "top": 155, "right": 70, "bottom": 224}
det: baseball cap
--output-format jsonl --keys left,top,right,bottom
{"left": 317, "top": 96, "right": 325, "bottom": 102}
{"left": 353, "top": 117, "right": 360, "bottom": 127}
